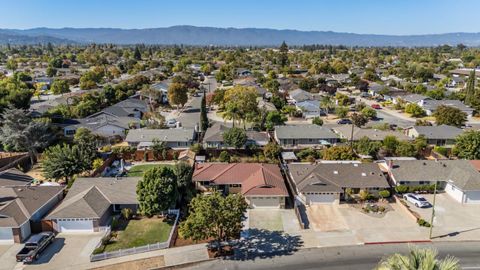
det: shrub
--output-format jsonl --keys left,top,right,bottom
{"left": 395, "top": 185, "right": 409, "bottom": 194}
{"left": 92, "top": 158, "right": 104, "bottom": 170}
{"left": 312, "top": 117, "right": 323, "bottom": 126}
{"left": 378, "top": 190, "right": 391, "bottom": 199}
{"left": 417, "top": 218, "right": 431, "bottom": 227}
{"left": 433, "top": 146, "right": 448, "bottom": 157}
{"left": 359, "top": 189, "right": 370, "bottom": 201}
{"left": 219, "top": 151, "right": 230, "bottom": 162}
{"left": 121, "top": 208, "right": 133, "bottom": 220}
{"left": 190, "top": 143, "right": 203, "bottom": 154}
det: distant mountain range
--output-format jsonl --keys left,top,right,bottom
{"left": 1, "top": 26, "right": 480, "bottom": 46}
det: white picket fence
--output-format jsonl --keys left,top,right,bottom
{"left": 90, "top": 209, "right": 180, "bottom": 262}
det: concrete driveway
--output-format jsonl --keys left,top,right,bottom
{"left": 246, "top": 209, "right": 300, "bottom": 233}
{"left": 414, "top": 193, "right": 480, "bottom": 241}
{"left": 19, "top": 233, "right": 103, "bottom": 270}
{"left": 303, "top": 203, "right": 429, "bottom": 245}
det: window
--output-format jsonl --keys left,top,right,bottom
{"left": 229, "top": 184, "right": 240, "bottom": 188}
{"left": 65, "top": 129, "right": 76, "bottom": 135}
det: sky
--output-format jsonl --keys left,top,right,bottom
{"left": 1, "top": 0, "right": 479, "bottom": 35}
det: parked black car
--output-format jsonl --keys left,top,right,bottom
{"left": 337, "top": 119, "right": 352, "bottom": 125}
{"left": 16, "top": 232, "right": 55, "bottom": 263}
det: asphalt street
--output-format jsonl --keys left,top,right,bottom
{"left": 184, "top": 242, "right": 480, "bottom": 270}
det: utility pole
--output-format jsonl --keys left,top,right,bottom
{"left": 429, "top": 180, "right": 438, "bottom": 239}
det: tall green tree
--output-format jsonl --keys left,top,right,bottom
{"left": 454, "top": 130, "right": 480, "bottom": 159}
{"left": 50, "top": 79, "right": 70, "bottom": 95}
{"left": 200, "top": 90, "right": 209, "bottom": 132}
{"left": 465, "top": 69, "right": 476, "bottom": 107}
{"left": 376, "top": 246, "right": 459, "bottom": 270}
{"left": 0, "top": 107, "right": 51, "bottom": 164}
{"left": 168, "top": 82, "right": 188, "bottom": 110}
{"left": 179, "top": 192, "right": 248, "bottom": 252}
{"left": 433, "top": 105, "right": 467, "bottom": 127}
{"left": 42, "top": 144, "right": 92, "bottom": 184}
{"left": 278, "top": 41, "right": 289, "bottom": 67}
{"left": 137, "top": 166, "right": 177, "bottom": 216}
{"left": 350, "top": 113, "right": 368, "bottom": 150}
{"left": 223, "top": 127, "right": 247, "bottom": 149}
{"left": 133, "top": 46, "right": 142, "bottom": 60}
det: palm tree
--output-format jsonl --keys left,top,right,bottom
{"left": 377, "top": 246, "right": 460, "bottom": 270}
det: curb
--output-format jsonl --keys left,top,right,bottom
{"left": 157, "top": 258, "right": 218, "bottom": 270}
{"left": 364, "top": 240, "right": 432, "bottom": 245}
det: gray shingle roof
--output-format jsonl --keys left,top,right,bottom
{"left": 126, "top": 128, "right": 195, "bottom": 143}
{"left": 275, "top": 125, "right": 339, "bottom": 140}
{"left": 46, "top": 177, "right": 141, "bottom": 219}
{"left": 411, "top": 125, "right": 463, "bottom": 140}
{"left": 0, "top": 186, "right": 64, "bottom": 227}
{"left": 0, "top": 168, "right": 33, "bottom": 187}
{"left": 333, "top": 126, "right": 412, "bottom": 141}
{"left": 289, "top": 89, "right": 313, "bottom": 102}
{"left": 388, "top": 160, "right": 480, "bottom": 191}
{"left": 288, "top": 163, "right": 389, "bottom": 193}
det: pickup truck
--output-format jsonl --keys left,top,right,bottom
{"left": 16, "top": 232, "right": 55, "bottom": 263}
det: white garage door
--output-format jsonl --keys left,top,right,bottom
{"left": 57, "top": 219, "right": 94, "bottom": 233}
{"left": 308, "top": 194, "right": 336, "bottom": 204}
{"left": 0, "top": 228, "right": 14, "bottom": 245}
{"left": 465, "top": 191, "right": 480, "bottom": 204}
{"left": 250, "top": 197, "right": 280, "bottom": 208}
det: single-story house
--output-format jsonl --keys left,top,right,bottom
{"left": 418, "top": 99, "right": 473, "bottom": 118}
{"left": 63, "top": 113, "right": 140, "bottom": 138}
{"left": 288, "top": 163, "right": 390, "bottom": 205}
{"left": 45, "top": 177, "right": 140, "bottom": 233}
{"left": 151, "top": 80, "right": 170, "bottom": 103}
{"left": 380, "top": 160, "right": 480, "bottom": 204}
{"left": 393, "top": 94, "right": 429, "bottom": 105}
{"left": 295, "top": 100, "right": 325, "bottom": 119}
{"left": 274, "top": 125, "right": 339, "bottom": 148}
{"left": 288, "top": 89, "right": 313, "bottom": 104}
{"left": 96, "top": 98, "right": 148, "bottom": 119}
{"left": 203, "top": 123, "right": 269, "bottom": 149}
{"left": 0, "top": 186, "right": 64, "bottom": 244}
{"left": 0, "top": 168, "right": 34, "bottom": 187}
{"left": 404, "top": 125, "right": 463, "bottom": 147}
{"left": 126, "top": 128, "right": 196, "bottom": 150}
{"left": 332, "top": 125, "right": 412, "bottom": 142}
{"left": 192, "top": 163, "right": 288, "bottom": 208}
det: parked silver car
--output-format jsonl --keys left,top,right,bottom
{"left": 403, "top": 193, "right": 431, "bottom": 208}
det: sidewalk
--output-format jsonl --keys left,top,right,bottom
{"left": 87, "top": 243, "right": 209, "bottom": 270}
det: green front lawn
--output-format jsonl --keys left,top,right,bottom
{"left": 101, "top": 218, "right": 174, "bottom": 252}
{"left": 126, "top": 164, "right": 173, "bottom": 177}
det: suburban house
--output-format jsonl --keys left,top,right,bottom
{"left": 287, "top": 162, "right": 390, "bottom": 205}
{"left": 393, "top": 94, "right": 429, "bottom": 105}
{"left": 63, "top": 113, "right": 141, "bottom": 138}
{"left": 45, "top": 177, "right": 140, "bottom": 233}
{"left": 404, "top": 125, "right": 463, "bottom": 146}
{"left": 380, "top": 160, "right": 480, "bottom": 204}
{"left": 0, "top": 186, "right": 64, "bottom": 244}
{"left": 274, "top": 125, "right": 339, "bottom": 148}
{"left": 192, "top": 163, "right": 288, "bottom": 208}
{"left": 332, "top": 125, "right": 412, "bottom": 142}
{"left": 288, "top": 89, "right": 313, "bottom": 104}
{"left": 295, "top": 100, "right": 325, "bottom": 119}
{"left": 126, "top": 128, "right": 196, "bottom": 150}
{"left": 203, "top": 123, "right": 269, "bottom": 149}
{"left": 0, "top": 168, "right": 34, "bottom": 187}
{"left": 418, "top": 99, "right": 473, "bottom": 118}
{"left": 151, "top": 80, "right": 170, "bottom": 103}
{"left": 98, "top": 98, "right": 148, "bottom": 119}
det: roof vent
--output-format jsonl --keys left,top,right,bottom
{"left": 333, "top": 171, "right": 338, "bottom": 174}
{"left": 353, "top": 164, "right": 358, "bottom": 167}
{"left": 361, "top": 172, "right": 367, "bottom": 176}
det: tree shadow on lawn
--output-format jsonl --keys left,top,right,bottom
{"left": 228, "top": 228, "right": 303, "bottom": 261}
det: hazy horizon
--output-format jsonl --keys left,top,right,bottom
{"left": 1, "top": 0, "right": 479, "bottom": 35}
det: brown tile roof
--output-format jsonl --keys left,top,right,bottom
{"left": 193, "top": 163, "right": 288, "bottom": 197}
